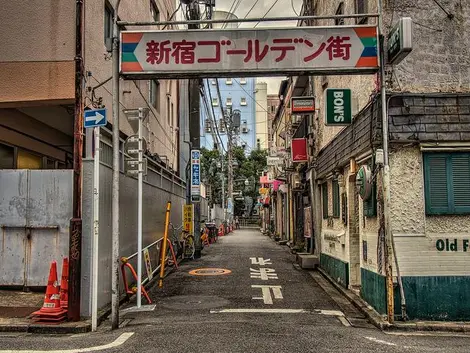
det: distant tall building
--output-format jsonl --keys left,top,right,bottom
{"left": 267, "top": 94, "right": 280, "bottom": 151}
{"left": 200, "top": 77, "right": 256, "bottom": 152}
{"left": 254, "top": 82, "right": 268, "bottom": 150}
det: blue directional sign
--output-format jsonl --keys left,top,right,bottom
{"left": 190, "top": 149, "right": 201, "bottom": 202}
{"left": 84, "top": 109, "right": 107, "bottom": 129}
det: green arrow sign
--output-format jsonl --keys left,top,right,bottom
{"left": 325, "top": 88, "right": 352, "bottom": 126}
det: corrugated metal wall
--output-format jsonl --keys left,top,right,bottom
{"left": 81, "top": 158, "right": 185, "bottom": 316}
{"left": 0, "top": 170, "right": 73, "bottom": 287}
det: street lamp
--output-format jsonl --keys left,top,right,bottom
{"left": 123, "top": 107, "right": 149, "bottom": 309}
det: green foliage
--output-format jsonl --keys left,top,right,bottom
{"left": 201, "top": 147, "right": 268, "bottom": 215}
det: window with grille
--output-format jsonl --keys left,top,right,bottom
{"left": 355, "top": 0, "right": 368, "bottom": 24}
{"left": 322, "top": 183, "right": 329, "bottom": 219}
{"left": 149, "top": 80, "right": 160, "bottom": 111}
{"left": 335, "top": 2, "right": 344, "bottom": 26}
{"left": 104, "top": 2, "right": 114, "bottom": 51}
{"left": 333, "top": 180, "right": 340, "bottom": 217}
{"left": 424, "top": 153, "right": 470, "bottom": 215}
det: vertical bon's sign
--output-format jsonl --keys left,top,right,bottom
{"left": 325, "top": 88, "right": 352, "bottom": 126}
{"left": 191, "top": 150, "right": 201, "bottom": 202}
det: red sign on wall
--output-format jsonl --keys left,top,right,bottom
{"left": 291, "top": 138, "right": 308, "bottom": 162}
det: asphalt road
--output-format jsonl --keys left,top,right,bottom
{"left": 1, "top": 229, "right": 470, "bottom": 353}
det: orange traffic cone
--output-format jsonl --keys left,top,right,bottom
{"left": 60, "top": 258, "right": 69, "bottom": 309}
{"left": 31, "top": 261, "right": 67, "bottom": 322}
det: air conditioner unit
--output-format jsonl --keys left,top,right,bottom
{"left": 241, "top": 126, "right": 249, "bottom": 133}
{"left": 241, "top": 142, "right": 246, "bottom": 148}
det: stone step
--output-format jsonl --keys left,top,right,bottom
{"left": 296, "top": 253, "right": 319, "bottom": 269}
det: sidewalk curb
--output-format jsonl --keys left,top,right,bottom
{"left": 315, "top": 267, "right": 470, "bottom": 333}
{"left": 0, "top": 320, "right": 91, "bottom": 334}
{"left": 314, "top": 268, "right": 390, "bottom": 331}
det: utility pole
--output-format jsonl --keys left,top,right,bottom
{"left": 111, "top": 0, "right": 122, "bottom": 330}
{"left": 188, "top": 1, "right": 202, "bottom": 258}
{"left": 68, "top": 0, "right": 84, "bottom": 322}
{"left": 227, "top": 108, "right": 234, "bottom": 221}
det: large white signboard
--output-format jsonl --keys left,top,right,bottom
{"left": 121, "top": 26, "right": 379, "bottom": 78}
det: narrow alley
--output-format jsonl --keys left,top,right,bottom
{"left": 2, "top": 230, "right": 470, "bottom": 353}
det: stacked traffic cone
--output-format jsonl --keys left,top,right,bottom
{"left": 31, "top": 261, "right": 67, "bottom": 322}
{"left": 60, "top": 258, "right": 69, "bottom": 309}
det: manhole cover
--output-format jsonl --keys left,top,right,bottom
{"left": 159, "top": 295, "right": 230, "bottom": 310}
{"left": 189, "top": 268, "right": 232, "bottom": 276}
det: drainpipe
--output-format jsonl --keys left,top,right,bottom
{"left": 68, "top": 0, "right": 84, "bottom": 322}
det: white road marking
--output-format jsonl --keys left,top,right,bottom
{"left": 252, "top": 285, "right": 283, "bottom": 304}
{"left": 120, "top": 304, "right": 156, "bottom": 315}
{"left": 250, "top": 257, "right": 272, "bottom": 265}
{"left": 315, "top": 310, "right": 345, "bottom": 317}
{"left": 250, "top": 268, "right": 278, "bottom": 280}
{"left": 364, "top": 336, "right": 397, "bottom": 346}
{"left": 0, "top": 332, "right": 134, "bottom": 353}
{"left": 210, "top": 309, "right": 308, "bottom": 314}
{"left": 338, "top": 316, "right": 351, "bottom": 327}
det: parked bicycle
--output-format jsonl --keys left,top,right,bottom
{"left": 168, "top": 223, "right": 195, "bottom": 263}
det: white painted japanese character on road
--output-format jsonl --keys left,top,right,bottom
{"left": 251, "top": 285, "right": 283, "bottom": 305}
{"left": 250, "top": 257, "right": 272, "bottom": 265}
{"left": 250, "top": 268, "right": 278, "bottom": 280}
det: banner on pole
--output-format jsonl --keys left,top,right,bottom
{"left": 121, "top": 27, "right": 379, "bottom": 78}
{"left": 183, "top": 204, "right": 194, "bottom": 235}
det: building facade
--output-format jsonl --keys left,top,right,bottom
{"left": 200, "top": 77, "right": 257, "bottom": 152}
{"left": 255, "top": 82, "right": 269, "bottom": 150}
{"left": 267, "top": 94, "right": 280, "bottom": 150}
{"left": 271, "top": 0, "right": 470, "bottom": 321}
{"left": 0, "top": 0, "right": 184, "bottom": 317}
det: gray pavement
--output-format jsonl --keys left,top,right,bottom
{"left": 0, "top": 229, "right": 469, "bottom": 352}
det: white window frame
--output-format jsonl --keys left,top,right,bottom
{"left": 212, "top": 97, "right": 219, "bottom": 106}
{"left": 226, "top": 78, "right": 233, "bottom": 85}
{"left": 240, "top": 97, "right": 247, "bottom": 106}
{"left": 226, "top": 97, "right": 232, "bottom": 106}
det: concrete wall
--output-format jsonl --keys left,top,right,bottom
{"left": 390, "top": 146, "right": 470, "bottom": 276}
{"left": 255, "top": 82, "right": 268, "bottom": 150}
{"left": 81, "top": 155, "right": 185, "bottom": 315}
{"left": 0, "top": 0, "right": 76, "bottom": 105}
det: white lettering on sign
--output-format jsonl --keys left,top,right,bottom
{"left": 250, "top": 268, "right": 278, "bottom": 281}
{"left": 252, "top": 285, "right": 283, "bottom": 305}
{"left": 333, "top": 91, "right": 344, "bottom": 122}
{"left": 250, "top": 257, "right": 272, "bottom": 265}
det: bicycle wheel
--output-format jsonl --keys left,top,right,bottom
{"left": 184, "top": 235, "right": 195, "bottom": 259}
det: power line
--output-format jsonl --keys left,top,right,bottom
{"left": 233, "top": 78, "right": 269, "bottom": 114}
{"left": 162, "top": 2, "right": 182, "bottom": 30}
{"left": 200, "top": 82, "right": 227, "bottom": 153}
{"left": 243, "top": 0, "right": 260, "bottom": 19}
{"left": 132, "top": 80, "right": 178, "bottom": 153}
{"left": 253, "top": 0, "right": 281, "bottom": 28}
{"left": 205, "top": 81, "right": 227, "bottom": 153}
{"left": 291, "top": 0, "right": 299, "bottom": 16}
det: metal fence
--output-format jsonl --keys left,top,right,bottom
{"left": 0, "top": 170, "right": 73, "bottom": 288}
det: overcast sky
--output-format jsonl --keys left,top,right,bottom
{"left": 214, "top": 0, "right": 303, "bottom": 94}
{"left": 178, "top": 0, "right": 304, "bottom": 94}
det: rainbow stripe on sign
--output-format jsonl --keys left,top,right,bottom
{"left": 354, "top": 27, "right": 379, "bottom": 68}
{"left": 121, "top": 32, "right": 144, "bottom": 72}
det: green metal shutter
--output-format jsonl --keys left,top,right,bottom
{"left": 451, "top": 153, "right": 470, "bottom": 214}
{"left": 322, "top": 183, "right": 329, "bottom": 219}
{"left": 424, "top": 154, "right": 450, "bottom": 215}
{"left": 332, "top": 180, "right": 340, "bottom": 217}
